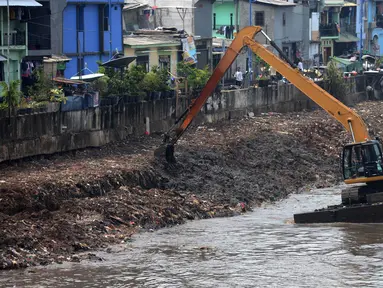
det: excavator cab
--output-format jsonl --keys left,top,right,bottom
{"left": 342, "top": 140, "right": 383, "bottom": 181}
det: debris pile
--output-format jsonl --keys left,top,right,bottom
{"left": 0, "top": 100, "right": 382, "bottom": 269}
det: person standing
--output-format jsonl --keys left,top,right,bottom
{"left": 234, "top": 67, "right": 243, "bottom": 87}
{"left": 297, "top": 59, "right": 304, "bottom": 71}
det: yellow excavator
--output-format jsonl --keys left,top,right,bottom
{"left": 155, "top": 26, "right": 383, "bottom": 223}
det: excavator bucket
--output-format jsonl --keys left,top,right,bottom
{"left": 154, "top": 143, "right": 176, "bottom": 163}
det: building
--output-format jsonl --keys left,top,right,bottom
{"left": 124, "top": 32, "right": 181, "bottom": 75}
{"left": 131, "top": 0, "right": 195, "bottom": 34}
{"left": 212, "top": 0, "right": 237, "bottom": 39}
{"left": 0, "top": 0, "right": 43, "bottom": 85}
{"left": 62, "top": 0, "right": 124, "bottom": 79}
{"left": 238, "top": 0, "right": 309, "bottom": 71}
{"left": 309, "top": 0, "right": 321, "bottom": 66}
{"left": 319, "top": 0, "right": 358, "bottom": 63}
{"left": 363, "top": 0, "right": 383, "bottom": 56}
{"left": 123, "top": 2, "right": 154, "bottom": 33}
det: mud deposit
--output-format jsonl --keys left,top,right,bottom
{"left": 0, "top": 101, "right": 381, "bottom": 270}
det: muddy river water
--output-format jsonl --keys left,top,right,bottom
{"left": 2, "top": 185, "right": 383, "bottom": 288}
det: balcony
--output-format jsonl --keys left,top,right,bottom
{"left": 319, "top": 23, "right": 339, "bottom": 38}
{"left": 0, "top": 31, "right": 26, "bottom": 48}
{"left": 340, "top": 22, "right": 356, "bottom": 35}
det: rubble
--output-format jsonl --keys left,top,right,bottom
{"left": 0, "top": 100, "right": 381, "bottom": 269}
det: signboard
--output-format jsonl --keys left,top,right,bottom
{"left": 181, "top": 36, "right": 198, "bottom": 64}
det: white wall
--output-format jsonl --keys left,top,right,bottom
{"left": 133, "top": 0, "right": 195, "bottom": 33}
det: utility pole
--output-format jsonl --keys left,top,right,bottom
{"left": 7, "top": 0, "right": 10, "bottom": 121}
{"left": 109, "top": 0, "right": 112, "bottom": 58}
{"left": 359, "top": 0, "right": 364, "bottom": 61}
{"left": 248, "top": 0, "right": 253, "bottom": 83}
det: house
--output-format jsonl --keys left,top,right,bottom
{"left": 363, "top": 0, "right": 383, "bottom": 56}
{"left": 319, "top": 0, "right": 358, "bottom": 63}
{"left": 62, "top": 0, "right": 124, "bottom": 79}
{"left": 309, "top": 0, "right": 321, "bottom": 66}
{"left": 123, "top": 2, "right": 155, "bottom": 33}
{"left": 0, "top": 0, "right": 42, "bottom": 84}
{"left": 131, "top": 0, "right": 195, "bottom": 33}
{"left": 212, "top": 0, "right": 237, "bottom": 40}
{"left": 21, "top": 0, "right": 71, "bottom": 90}
{"left": 237, "top": 0, "right": 310, "bottom": 72}
{"left": 124, "top": 31, "right": 182, "bottom": 75}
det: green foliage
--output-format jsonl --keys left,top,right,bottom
{"left": 0, "top": 80, "right": 22, "bottom": 107}
{"left": 27, "top": 68, "right": 54, "bottom": 102}
{"left": 140, "top": 72, "right": 162, "bottom": 92}
{"left": 254, "top": 55, "right": 270, "bottom": 70}
{"left": 324, "top": 60, "right": 348, "bottom": 99}
{"left": 177, "top": 62, "right": 211, "bottom": 90}
{"left": 92, "top": 75, "right": 110, "bottom": 97}
{"left": 126, "top": 65, "right": 147, "bottom": 95}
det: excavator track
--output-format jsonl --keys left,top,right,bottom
{"left": 294, "top": 184, "right": 383, "bottom": 223}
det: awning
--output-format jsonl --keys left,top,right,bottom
{"left": 335, "top": 32, "right": 359, "bottom": 43}
{"left": 0, "top": 0, "right": 42, "bottom": 6}
{"left": 343, "top": 1, "right": 357, "bottom": 6}
{"left": 101, "top": 56, "right": 137, "bottom": 68}
{"left": 43, "top": 55, "right": 71, "bottom": 63}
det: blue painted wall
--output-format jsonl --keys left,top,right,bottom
{"left": 63, "top": 5, "right": 77, "bottom": 54}
{"left": 63, "top": 0, "right": 123, "bottom": 78}
{"left": 84, "top": 5, "right": 99, "bottom": 53}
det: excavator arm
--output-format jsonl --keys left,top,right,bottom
{"left": 155, "top": 26, "right": 371, "bottom": 163}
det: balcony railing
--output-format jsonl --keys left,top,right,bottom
{"left": 0, "top": 31, "right": 26, "bottom": 46}
{"left": 340, "top": 22, "right": 357, "bottom": 35}
{"left": 319, "top": 23, "right": 339, "bottom": 37}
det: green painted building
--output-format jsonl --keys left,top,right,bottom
{"left": 0, "top": 0, "right": 42, "bottom": 86}
{"left": 213, "top": 0, "right": 237, "bottom": 39}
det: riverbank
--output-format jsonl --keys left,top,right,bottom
{"left": 0, "top": 101, "right": 381, "bottom": 269}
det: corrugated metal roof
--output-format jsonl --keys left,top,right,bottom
{"left": 0, "top": 0, "right": 42, "bottom": 6}
{"left": 254, "top": 0, "right": 296, "bottom": 6}
{"left": 124, "top": 35, "right": 180, "bottom": 47}
{"left": 123, "top": 3, "right": 149, "bottom": 11}
{"left": 43, "top": 55, "right": 71, "bottom": 63}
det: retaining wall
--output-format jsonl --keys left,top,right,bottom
{"left": 0, "top": 76, "right": 368, "bottom": 162}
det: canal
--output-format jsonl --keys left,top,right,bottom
{"left": 2, "top": 185, "right": 383, "bottom": 287}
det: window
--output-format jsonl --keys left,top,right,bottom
{"left": 255, "top": 12, "right": 264, "bottom": 26}
{"left": 159, "top": 55, "right": 170, "bottom": 70}
{"left": 77, "top": 5, "right": 84, "bottom": 32}
{"left": 213, "top": 13, "right": 216, "bottom": 30}
{"left": 104, "top": 5, "right": 109, "bottom": 31}
{"left": 136, "top": 55, "right": 149, "bottom": 72}
{"left": 283, "top": 12, "right": 286, "bottom": 26}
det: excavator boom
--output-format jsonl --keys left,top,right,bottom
{"left": 159, "top": 26, "right": 370, "bottom": 149}
{"left": 156, "top": 26, "right": 383, "bottom": 187}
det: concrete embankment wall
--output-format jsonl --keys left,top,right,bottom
{"left": 0, "top": 76, "right": 368, "bottom": 162}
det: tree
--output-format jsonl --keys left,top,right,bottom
{"left": 324, "top": 60, "right": 348, "bottom": 100}
{"left": 0, "top": 80, "right": 22, "bottom": 107}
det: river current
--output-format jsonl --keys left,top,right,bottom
{"left": 2, "top": 185, "right": 383, "bottom": 288}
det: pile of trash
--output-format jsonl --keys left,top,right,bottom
{"left": 0, "top": 100, "right": 382, "bottom": 269}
